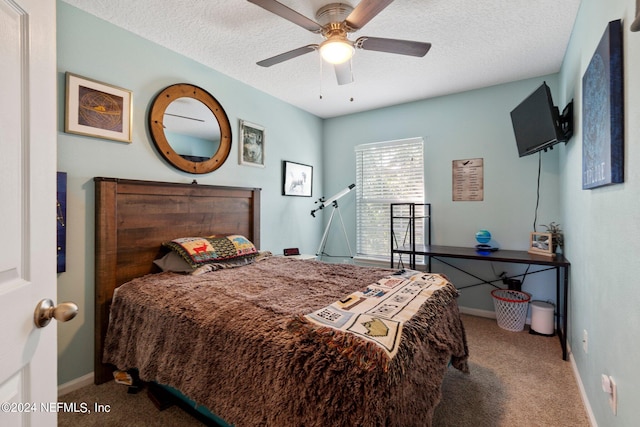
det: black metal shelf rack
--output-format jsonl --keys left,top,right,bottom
{"left": 390, "top": 203, "right": 431, "bottom": 270}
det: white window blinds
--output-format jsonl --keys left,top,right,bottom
{"left": 355, "top": 137, "right": 425, "bottom": 258}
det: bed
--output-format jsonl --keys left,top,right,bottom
{"left": 94, "top": 177, "right": 469, "bottom": 426}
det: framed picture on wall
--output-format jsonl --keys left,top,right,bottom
{"left": 581, "top": 19, "right": 624, "bottom": 189}
{"left": 65, "top": 72, "right": 132, "bottom": 143}
{"left": 239, "top": 120, "right": 265, "bottom": 167}
{"left": 282, "top": 161, "right": 312, "bottom": 197}
{"left": 528, "top": 232, "right": 555, "bottom": 257}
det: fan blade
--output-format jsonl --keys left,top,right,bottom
{"left": 334, "top": 61, "right": 353, "bottom": 86}
{"left": 247, "top": 0, "right": 323, "bottom": 33}
{"left": 257, "top": 45, "right": 318, "bottom": 67}
{"left": 345, "top": 0, "right": 394, "bottom": 31}
{"left": 356, "top": 36, "right": 431, "bottom": 57}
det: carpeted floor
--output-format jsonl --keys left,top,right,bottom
{"left": 58, "top": 314, "right": 590, "bottom": 426}
{"left": 432, "top": 314, "right": 589, "bottom": 426}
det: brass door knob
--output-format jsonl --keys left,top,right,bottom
{"left": 34, "top": 299, "right": 78, "bottom": 328}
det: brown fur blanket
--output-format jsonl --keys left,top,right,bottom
{"left": 103, "top": 257, "right": 468, "bottom": 426}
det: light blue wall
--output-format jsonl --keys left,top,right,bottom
{"left": 323, "top": 77, "right": 564, "bottom": 311}
{"left": 558, "top": 0, "right": 640, "bottom": 425}
{"left": 56, "top": 1, "right": 324, "bottom": 384}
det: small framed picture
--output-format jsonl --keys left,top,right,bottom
{"left": 282, "top": 161, "right": 312, "bottom": 197}
{"left": 239, "top": 120, "right": 265, "bottom": 167}
{"left": 528, "top": 232, "right": 555, "bottom": 257}
{"left": 65, "top": 72, "right": 132, "bottom": 143}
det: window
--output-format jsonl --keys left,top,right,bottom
{"left": 355, "top": 137, "right": 425, "bottom": 259}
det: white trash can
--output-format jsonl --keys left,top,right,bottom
{"left": 530, "top": 301, "right": 555, "bottom": 335}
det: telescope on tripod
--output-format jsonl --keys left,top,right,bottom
{"left": 310, "top": 183, "right": 355, "bottom": 258}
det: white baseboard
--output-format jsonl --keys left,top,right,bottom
{"left": 58, "top": 372, "right": 94, "bottom": 397}
{"left": 568, "top": 348, "right": 597, "bottom": 426}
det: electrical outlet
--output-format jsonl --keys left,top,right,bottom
{"left": 610, "top": 377, "right": 617, "bottom": 415}
{"left": 601, "top": 374, "right": 617, "bottom": 415}
{"left": 583, "top": 330, "right": 588, "bottom": 353}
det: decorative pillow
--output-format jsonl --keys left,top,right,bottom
{"left": 163, "top": 235, "right": 258, "bottom": 268}
{"left": 226, "top": 234, "right": 259, "bottom": 257}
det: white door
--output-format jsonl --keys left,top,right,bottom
{"left": 0, "top": 0, "right": 58, "bottom": 426}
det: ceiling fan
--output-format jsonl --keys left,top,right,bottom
{"left": 247, "top": 0, "right": 431, "bottom": 85}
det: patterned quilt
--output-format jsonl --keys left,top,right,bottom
{"left": 304, "top": 271, "right": 452, "bottom": 360}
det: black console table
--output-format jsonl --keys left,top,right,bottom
{"left": 393, "top": 245, "right": 571, "bottom": 360}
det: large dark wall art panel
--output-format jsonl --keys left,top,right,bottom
{"left": 57, "top": 171, "right": 67, "bottom": 273}
{"left": 582, "top": 19, "right": 624, "bottom": 189}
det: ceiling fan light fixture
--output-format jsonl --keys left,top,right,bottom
{"left": 319, "top": 37, "right": 354, "bottom": 64}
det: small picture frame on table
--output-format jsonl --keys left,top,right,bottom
{"left": 528, "top": 232, "right": 555, "bottom": 257}
{"left": 282, "top": 161, "right": 312, "bottom": 197}
{"left": 65, "top": 72, "right": 132, "bottom": 143}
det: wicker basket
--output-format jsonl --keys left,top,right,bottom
{"left": 491, "top": 289, "right": 531, "bottom": 332}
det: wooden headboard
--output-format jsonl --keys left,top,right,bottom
{"left": 94, "top": 177, "right": 261, "bottom": 384}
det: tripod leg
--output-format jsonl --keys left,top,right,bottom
{"left": 336, "top": 207, "right": 353, "bottom": 258}
{"left": 316, "top": 208, "right": 336, "bottom": 258}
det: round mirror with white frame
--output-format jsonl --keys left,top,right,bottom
{"left": 149, "top": 84, "right": 231, "bottom": 174}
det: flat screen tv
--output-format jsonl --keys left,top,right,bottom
{"left": 510, "top": 82, "right": 572, "bottom": 157}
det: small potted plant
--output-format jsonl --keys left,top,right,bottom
{"left": 540, "top": 222, "right": 563, "bottom": 253}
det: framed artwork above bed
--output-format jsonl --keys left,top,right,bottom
{"left": 65, "top": 72, "right": 132, "bottom": 143}
{"left": 239, "top": 119, "right": 265, "bottom": 167}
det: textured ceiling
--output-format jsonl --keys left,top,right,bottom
{"left": 62, "top": 0, "right": 582, "bottom": 118}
